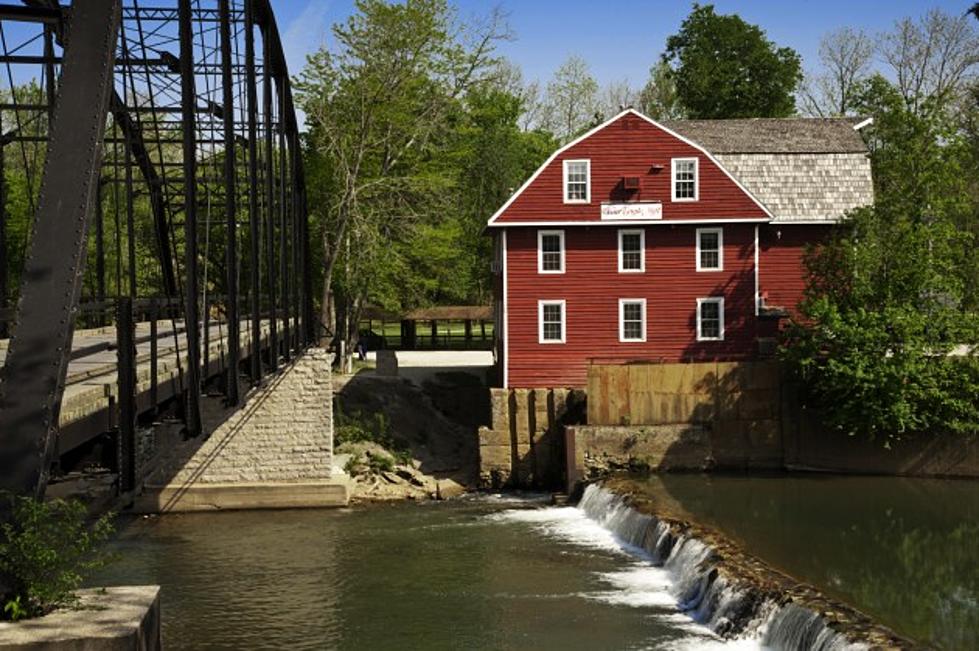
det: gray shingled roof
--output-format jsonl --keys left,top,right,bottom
{"left": 661, "top": 117, "right": 869, "bottom": 154}
{"left": 660, "top": 117, "right": 874, "bottom": 222}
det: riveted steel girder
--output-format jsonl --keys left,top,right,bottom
{"left": 0, "top": 0, "right": 122, "bottom": 498}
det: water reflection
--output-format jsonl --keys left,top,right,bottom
{"left": 653, "top": 474, "right": 979, "bottom": 649}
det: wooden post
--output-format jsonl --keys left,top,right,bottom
{"left": 430, "top": 319, "right": 437, "bottom": 347}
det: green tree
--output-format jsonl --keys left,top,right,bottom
{"left": 296, "top": 0, "right": 507, "bottom": 350}
{"left": 541, "top": 55, "right": 599, "bottom": 142}
{"left": 444, "top": 84, "right": 556, "bottom": 301}
{"left": 663, "top": 4, "right": 802, "bottom": 118}
{"left": 781, "top": 74, "right": 979, "bottom": 442}
{"left": 638, "top": 61, "right": 683, "bottom": 120}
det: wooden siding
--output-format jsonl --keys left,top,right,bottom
{"left": 505, "top": 224, "right": 759, "bottom": 388}
{"left": 758, "top": 223, "right": 832, "bottom": 317}
{"left": 493, "top": 112, "right": 769, "bottom": 225}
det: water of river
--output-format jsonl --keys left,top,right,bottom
{"left": 91, "top": 475, "right": 978, "bottom": 650}
{"left": 653, "top": 474, "right": 979, "bottom": 650}
{"left": 92, "top": 495, "right": 744, "bottom": 650}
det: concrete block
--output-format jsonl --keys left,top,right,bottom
{"left": 0, "top": 586, "right": 161, "bottom": 651}
{"left": 478, "top": 444, "right": 514, "bottom": 470}
{"left": 512, "top": 389, "right": 532, "bottom": 445}
{"left": 489, "top": 388, "right": 511, "bottom": 432}
{"left": 478, "top": 426, "right": 509, "bottom": 447}
{"left": 135, "top": 480, "right": 349, "bottom": 513}
{"left": 376, "top": 350, "right": 398, "bottom": 376}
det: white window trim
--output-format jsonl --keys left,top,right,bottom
{"left": 562, "top": 159, "right": 591, "bottom": 204}
{"left": 696, "top": 297, "right": 725, "bottom": 341}
{"left": 537, "top": 229, "right": 565, "bottom": 274}
{"left": 695, "top": 227, "right": 724, "bottom": 272}
{"left": 671, "top": 157, "right": 699, "bottom": 202}
{"left": 617, "top": 229, "right": 645, "bottom": 273}
{"left": 538, "top": 299, "right": 567, "bottom": 344}
{"left": 619, "top": 298, "right": 647, "bottom": 343}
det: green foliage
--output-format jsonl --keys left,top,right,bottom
{"left": 0, "top": 495, "right": 114, "bottom": 620}
{"left": 638, "top": 61, "right": 684, "bottom": 120}
{"left": 334, "top": 398, "right": 394, "bottom": 449}
{"left": 782, "top": 75, "right": 979, "bottom": 441}
{"left": 298, "top": 0, "right": 551, "bottom": 333}
{"left": 541, "top": 55, "right": 599, "bottom": 142}
{"left": 663, "top": 4, "right": 802, "bottom": 118}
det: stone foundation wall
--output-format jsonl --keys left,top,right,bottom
{"left": 486, "top": 360, "right": 979, "bottom": 491}
{"left": 478, "top": 387, "right": 585, "bottom": 488}
{"left": 156, "top": 348, "right": 334, "bottom": 485}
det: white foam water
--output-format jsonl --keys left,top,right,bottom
{"left": 493, "top": 484, "right": 868, "bottom": 651}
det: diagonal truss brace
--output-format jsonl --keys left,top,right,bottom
{"left": 110, "top": 91, "right": 178, "bottom": 296}
{"left": 0, "top": 0, "right": 122, "bottom": 498}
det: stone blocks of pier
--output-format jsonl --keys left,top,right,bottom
{"left": 478, "top": 387, "right": 584, "bottom": 489}
{"left": 136, "top": 348, "right": 348, "bottom": 512}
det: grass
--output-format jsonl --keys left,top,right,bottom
{"left": 361, "top": 320, "right": 494, "bottom": 339}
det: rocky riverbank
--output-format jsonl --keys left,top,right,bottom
{"left": 333, "top": 365, "right": 483, "bottom": 503}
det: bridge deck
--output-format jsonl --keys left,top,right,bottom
{"left": 0, "top": 318, "right": 289, "bottom": 453}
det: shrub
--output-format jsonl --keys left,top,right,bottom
{"left": 0, "top": 494, "right": 114, "bottom": 620}
{"left": 334, "top": 397, "right": 392, "bottom": 447}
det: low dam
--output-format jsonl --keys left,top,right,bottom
{"left": 85, "top": 474, "right": 966, "bottom": 649}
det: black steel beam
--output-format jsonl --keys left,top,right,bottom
{"left": 0, "top": 4, "right": 61, "bottom": 23}
{"left": 262, "top": 31, "right": 277, "bottom": 371}
{"left": 177, "top": 0, "right": 201, "bottom": 437}
{"left": 0, "top": 0, "right": 121, "bottom": 498}
{"left": 109, "top": 92, "right": 177, "bottom": 296}
{"left": 0, "top": 141, "right": 6, "bottom": 339}
{"left": 116, "top": 297, "right": 137, "bottom": 494}
{"left": 278, "top": 81, "right": 289, "bottom": 361}
{"left": 245, "top": 0, "right": 261, "bottom": 383}
{"left": 219, "top": 0, "right": 239, "bottom": 404}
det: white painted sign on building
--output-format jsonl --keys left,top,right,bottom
{"left": 601, "top": 202, "right": 663, "bottom": 220}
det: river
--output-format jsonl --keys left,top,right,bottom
{"left": 652, "top": 474, "right": 979, "bottom": 650}
{"left": 91, "top": 475, "right": 978, "bottom": 649}
{"left": 92, "top": 495, "right": 738, "bottom": 650}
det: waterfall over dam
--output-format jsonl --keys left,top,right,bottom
{"left": 569, "top": 484, "right": 894, "bottom": 650}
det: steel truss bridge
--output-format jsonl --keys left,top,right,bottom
{"left": 0, "top": 1, "right": 314, "bottom": 499}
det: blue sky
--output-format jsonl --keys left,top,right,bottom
{"left": 276, "top": 0, "right": 975, "bottom": 90}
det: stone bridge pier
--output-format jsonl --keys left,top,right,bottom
{"left": 136, "top": 348, "right": 348, "bottom": 512}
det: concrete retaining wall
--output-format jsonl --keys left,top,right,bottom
{"left": 485, "top": 359, "right": 979, "bottom": 489}
{"left": 568, "top": 360, "right": 979, "bottom": 487}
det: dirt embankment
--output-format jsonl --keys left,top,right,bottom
{"left": 333, "top": 368, "right": 486, "bottom": 502}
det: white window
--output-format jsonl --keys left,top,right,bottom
{"left": 671, "top": 157, "right": 699, "bottom": 202}
{"left": 696, "top": 297, "right": 725, "bottom": 341}
{"left": 619, "top": 299, "right": 646, "bottom": 342}
{"left": 617, "top": 229, "right": 645, "bottom": 273}
{"left": 563, "top": 159, "right": 590, "bottom": 203}
{"left": 539, "top": 300, "right": 566, "bottom": 344}
{"left": 537, "top": 230, "right": 565, "bottom": 274}
{"left": 696, "top": 227, "right": 723, "bottom": 271}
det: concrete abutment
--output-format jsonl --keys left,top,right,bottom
{"left": 136, "top": 348, "right": 348, "bottom": 512}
